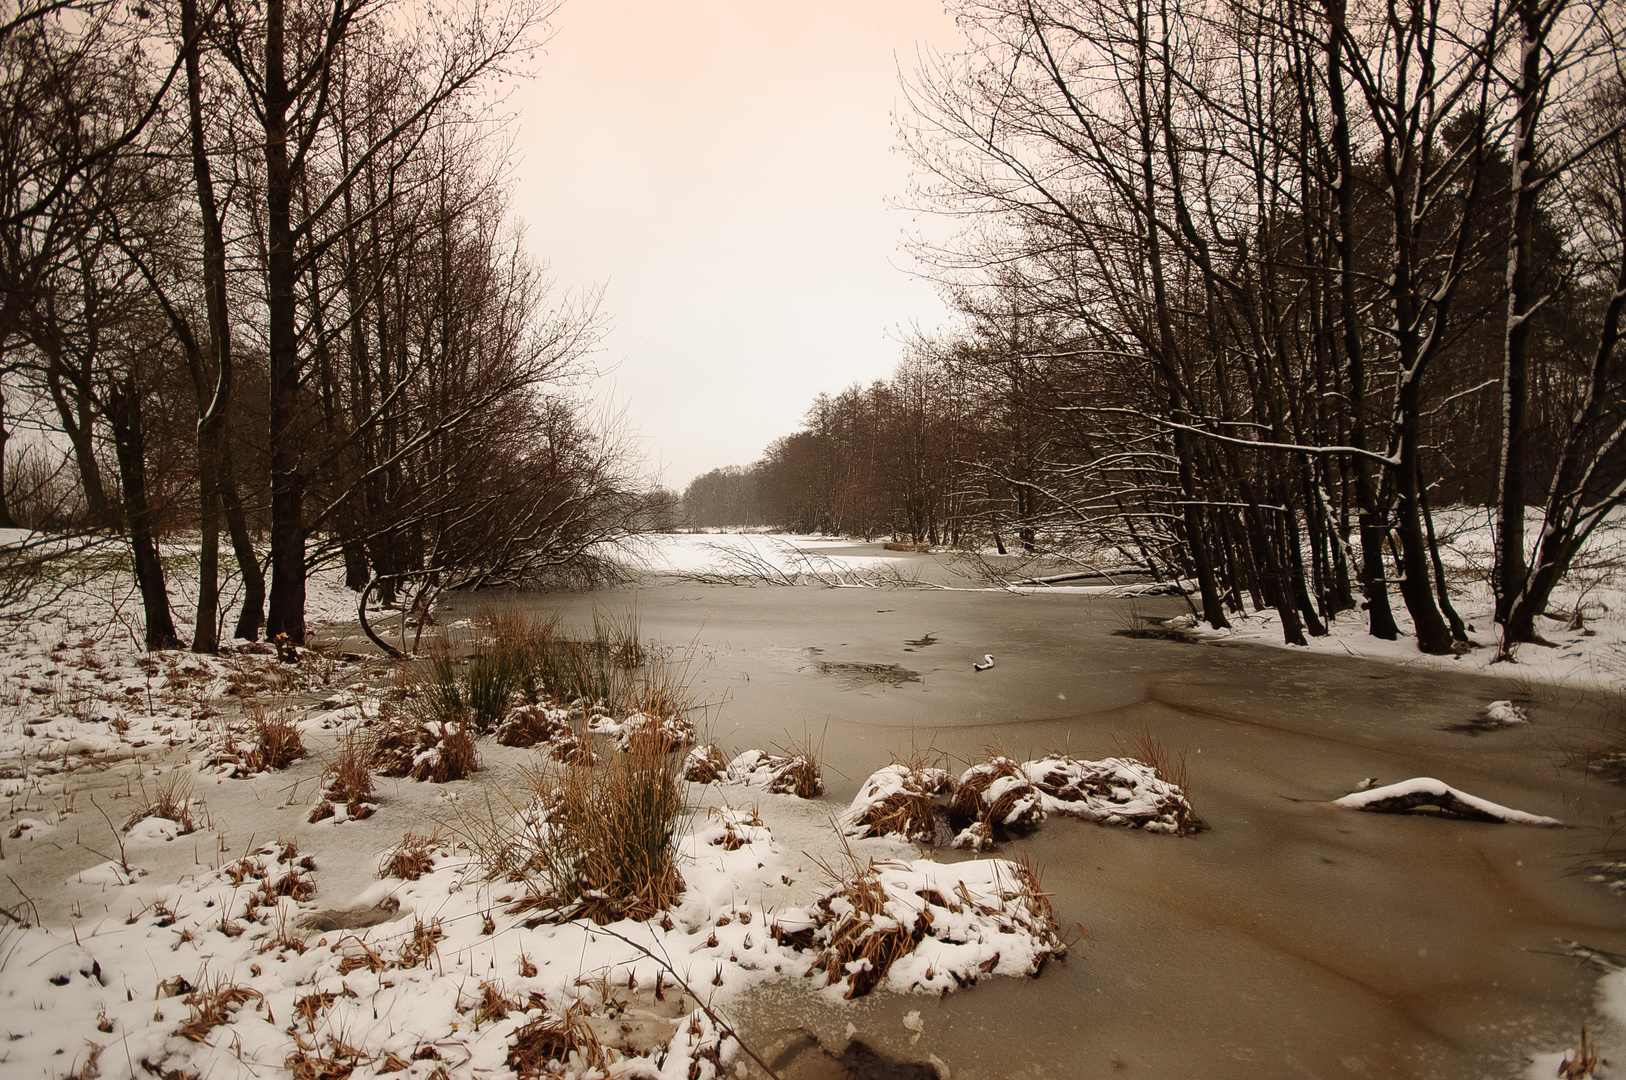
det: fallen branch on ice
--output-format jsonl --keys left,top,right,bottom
{"left": 1333, "top": 778, "right": 1562, "bottom": 826}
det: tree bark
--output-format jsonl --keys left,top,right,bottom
{"left": 263, "top": 0, "right": 307, "bottom": 645}
{"left": 107, "top": 377, "right": 180, "bottom": 650}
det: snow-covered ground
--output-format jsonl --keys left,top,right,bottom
{"left": 0, "top": 545, "right": 1071, "bottom": 1080}
{"left": 0, "top": 519, "right": 1619, "bottom": 1079}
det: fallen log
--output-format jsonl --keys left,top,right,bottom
{"left": 1333, "top": 777, "right": 1562, "bottom": 826}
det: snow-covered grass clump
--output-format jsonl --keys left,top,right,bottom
{"left": 770, "top": 856, "right": 1070, "bottom": 999}
{"left": 840, "top": 748, "right": 1202, "bottom": 849}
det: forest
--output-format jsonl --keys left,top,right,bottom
{"left": 4, "top": 0, "right": 1626, "bottom": 661}
{"left": 685, "top": 0, "right": 1626, "bottom": 656}
{"left": 0, "top": 0, "right": 661, "bottom": 653}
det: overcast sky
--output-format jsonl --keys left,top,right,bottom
{"left": 506, "top": 0, "right": 965, "bottom": 492}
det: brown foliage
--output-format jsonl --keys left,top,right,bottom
{"left": 380, "top": 830, "right": 442, "bottom": 881}
{"left": 506, "top": 1004, "right": 604, "bottom": 1078}
{"left": 178, "top": 981, "right": 262, "bottom": 1043}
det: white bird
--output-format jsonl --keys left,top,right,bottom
{"left": 973, "top": 654, "right": 995, "bottom": 671}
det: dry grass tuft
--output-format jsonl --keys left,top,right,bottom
{"left": 473, "top": 980, "right": 519, "bottom": 1025}
{"left": 65, "top": 1041, "right": 103, "bottom": 1080}
{"left": 682, "top": 743, "right": 729, "bottom": 783}
{"left": 495, "top": 703, "right": 572, "bottom": 748}
{"left": 293, "top": 987, "right": 356, "bottom": 1033}
{"left": 505, "top": 1003, "right": 605, "bottom": 1078}
{"left": 770, "top": 731, "right": 825, "bottom": 798}
{"left": 371, "top": 717, "right": 478, "bottom": 783}
{"left": 843, "top": 758, "right": 950, "bottom": 843}
{"left": 509, "top": 731, "right": 685, "bottom": 925}
{"left": 380, "top": 830, "right": 443, "bottom": 881}
{"left": 126, "top": 772, "right": 201, "bottom": 835}
{"left": 285, "top": 1035, "right": 368, "bottom": 1080}
{"left": 722, "top": 747, "right": 825, "bottom": 797}
{"left": 1123, "top": 730, "right": 1188, "bottom": 793}
{"left": 260, "top": 909, "right": 309, "bottom": 955}
{"left": 950, "top": 752, "right": 1046, "bottom": 840}
{"left": 1559, "top": 1022, "right": 1601, "bottom": 1079}
{"left": 780, "top": 854, "right": 1069, "bottom": 999}
{"left": 311, "top": 730, "right": 376, "bottom": 822}
{"left": 178, "top": 980, "right": 262, "bottom": 1043}
{"left": 396, "top": 917, "right": 443, "bottom": 969}
{"left": 795, "top": 865, "right": 925, "bottom": 999}
{"left": 242, "top": 705, "right": 306, "bottom": 772}
{"left": 335, "top": 938, "right": 388, "bottom": 976}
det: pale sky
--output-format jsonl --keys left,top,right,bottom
{"left": 506, "top": 0, "right": 964, "bottom": 492}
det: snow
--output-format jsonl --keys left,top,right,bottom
{"left": 1003, "top": 506, "right": 1626, "bottom": 692}
{"left": 616, "top": 533, "right": 906, "bottom": 579}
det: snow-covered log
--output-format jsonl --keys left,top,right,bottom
{"left": 1334, "top": 778, "right": 1561, "bottom": 826}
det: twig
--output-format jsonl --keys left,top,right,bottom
{"left": 4, "top": 875, "right": 41, "bottom": 926}
{"left": 88, "top": 794, "right": 133, "bottom": 877}
{"left": 584, "top": 923, "right": 782, "bottom": 1080}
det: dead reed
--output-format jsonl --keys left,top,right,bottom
{"left": 396, "top": 917, "right": 443, "bottom": 969}
{"left": 512, "top": 730, "right": 686, "bottom": 925}
{"left": 379, "top": 830, "right": 443, "bottom": 881}
{"left": 311, "top": 730, "right": 376, "bottom": 821}
{"left": 506, "top": 1003, "right": 605, "bottom": 1078}
{"left": 843, "top": 757, "right": 949, "bottom": 842}
{"left": 473, "top": 981, "right": 519, "bottom": 1025}
{"left": 241, "top": 705, "right": 306, "bottom": 772}
{"left": 1123, "top": 730, "right": 1188, "bottom": 793}
{"left": 178, "top": 980, "right": 262, "bottom": 1043}
{"left": 949, "top": 752, "right": 1046, "bottom": 838}
{"left": 682, "top": 744, "right": 729, "bottom": 783}
{"left": 126, "top": 772, "right": 200, "bottom": 834}
{"left": 495, "top": 703, "right": 572, "bottom": 748}
{"left": 370, "top": 716, "right": 478, "bottom": 783}
{"left": 794, "top": 863, "right": 926, "bottom": 999}
{"left": 771, "top": 731, "right": 825, "bottom": 798}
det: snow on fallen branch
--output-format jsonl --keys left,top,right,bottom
{"left": 1333, "top": 778, "right": 1563, "bottom": 826}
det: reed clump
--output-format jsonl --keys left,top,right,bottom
{"left": 371, "top": 713, "right": 479, "bottom": 784}
{"left": 949, "top": 752, "right": 1046, "bottom": 839}
{"left": 510, "top": 730, "right": 686, "bottom": 925}
{"left": 398, "top": 607, "right": 692, "bottom": 749}
{"left": 506, "top": 1003, "right": 605, "bottom": 1078}
{"left": 841, "top": 756, "right": 950, "bottom": 843}
{"left": 242, "top": 705, "right": 305, "bottom": 772}
{"left": 311, "top": 730, "right": 377, "bottom": 821}
{"left": 178, "top": 980, "right": 261, "bottom": 1043}
{"left": 380, "top": 830, "right": 443, "bottom": 881}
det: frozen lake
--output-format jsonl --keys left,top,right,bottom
{"left": 460, "top": 540, "right": 1626, "bottom": 1078}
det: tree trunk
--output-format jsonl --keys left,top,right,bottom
{"left": 1494, "top": 0, "right": 1546, "bottom": 636}
{"left": 263, "top": 0, "right": 307, "bottom": 645}
{"left": 220, "top": 446, "right": 264, "bottom": 641}
{"left": 108, "top": 378, "right": 180, "bottom": 650}
{"left": 182, "top": 0, "right": 235, "bottom": 653}
{"left": 0, "top": 382, "right": 18, "bottom": 529}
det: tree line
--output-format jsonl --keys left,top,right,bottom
{"left": 688, "top": 0, "right": 1626, "bottom": 657}
{"left": 0, "top": 0, "right": 656, "bottom": 652}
